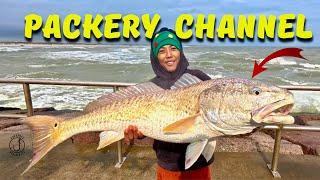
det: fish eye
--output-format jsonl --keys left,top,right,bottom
{"left": 252, "top": 87, "right": 262, "bottom": 95}
{"left": 54, "top": 123, "right": 58, "bottom": 127}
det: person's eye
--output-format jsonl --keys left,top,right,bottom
{"left": 159, "top": 49, "right": 165, "bottom": 53}
{"left": 171, "top": 46, "right": 177, "bottom": 51}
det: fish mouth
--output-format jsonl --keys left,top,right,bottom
{"left": 252, "top": 98, "right": 294, "bottom": 124}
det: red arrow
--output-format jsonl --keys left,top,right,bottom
{"left": 252, "top": 48, "right": 307, "bottom": 78}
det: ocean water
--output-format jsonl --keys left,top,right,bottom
{"left": 0, "top": 43, "right": 319, "bottom": 112}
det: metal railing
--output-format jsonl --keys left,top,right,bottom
{"left": 0, "top": 78, "right": 319, "bottom": 178}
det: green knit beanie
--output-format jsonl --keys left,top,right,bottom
{"left": 151, "top": 30, "right": 182, "bottom": 57}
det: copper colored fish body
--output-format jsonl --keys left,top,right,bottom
{"left": 22, "top": 76, "right": 295, "bottom": 174}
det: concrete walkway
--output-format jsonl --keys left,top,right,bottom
{"left": 1, "top": 130, "right": 320, "bottom": 180}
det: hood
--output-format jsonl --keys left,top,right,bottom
{"left": 150, "top": 50, "right": 189, "bottom": 89}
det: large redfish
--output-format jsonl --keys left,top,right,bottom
{"left": 22, "top": 75, "right": 294, "bottom": 174}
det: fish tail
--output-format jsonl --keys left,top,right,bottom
{"left": 21, "top": 115, "right": 62, "bottom": 175}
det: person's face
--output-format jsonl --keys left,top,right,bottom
{"left": 157, "top": 45, "right": 181, "bottom": 72}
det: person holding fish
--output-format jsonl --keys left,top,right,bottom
{"left": 22, "top": 27, "right": 295, "bottom": 176}
{"left": 124, "top": 27, "right": 213, "bottom": 180}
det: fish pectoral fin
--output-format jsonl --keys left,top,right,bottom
{"left": 97, "top": 131, "right": 124, "bottom": 150}
{"left": 163, "top": 114, "right": 200, "bottom": 134}
{"left": 185, "top": 139, "right": 208, "bottom": 169}
{"left": 202, "top": 140, "right": 216, "bottom": 162}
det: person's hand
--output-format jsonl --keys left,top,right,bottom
{"left": 124, "top": 125, "right": 145, "bottom": 145}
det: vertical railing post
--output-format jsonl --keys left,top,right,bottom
{"left": 267, "top": 125, "right": 283, "bottom": 178}
{"left": 113, "top": 86, "right": 126, "bottom": 168}
{"left": 23, "top": 83, "right": 33, "bottom": 117}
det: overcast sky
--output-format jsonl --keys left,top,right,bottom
{"left": 0, "top": 0, "right": 318, "bottom": 46}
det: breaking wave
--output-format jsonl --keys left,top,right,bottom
{"left": 299, "top": 63, "right": 320, "bottom": 69}
{"left": 39, "top": 50, "right": 149, "bottom": 64}
{"left": 0, "top": 47, "right": 28, "bottom": 52}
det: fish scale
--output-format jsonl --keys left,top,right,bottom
{"left": 57, "top": 81, "right": 211, "bottom": 143}
{"left": 21, "top": 77, "right": 295, "bottom": 174}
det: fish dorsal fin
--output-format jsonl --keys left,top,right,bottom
{"left": 98, "top": 82, "right": 163, "bottom": 102}
{"left": 185, "top": 139, "right": 208, "bottom": 169}
{"left": 202, "top": 140, "right": 216, "bottom": 162}
{"left": 171, "top": 73, "right": 202, "bottom": 89}
{"left": 97, "top": 131, "right": 124, "bottom": 150}
{"left": 84, "top": 82, "right": 163, "bottom": 112}
{"left": 163, "top": 114, "right": 200, "bottom": 134}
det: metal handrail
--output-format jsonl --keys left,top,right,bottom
{"left": 0, "top": 78, "right": 135, "bottom": 87}
{"left": 279, "top": 85, "right": 320, "bottom": 91}
{"left": 0, "top": 78, "right": 319, "bottom": 178}
{"left": 264, "top": 125, "right": 320, "bottom": 131}
{"left": 1, "top": 78, "right": 320, "bottom": 91}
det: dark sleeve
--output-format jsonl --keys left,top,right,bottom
{"left": 185, "top": 69, "right": 211, "bottom": 81}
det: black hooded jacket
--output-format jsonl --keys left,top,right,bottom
{"left": 149, "top": 50, "right": 214, "bottom": 171}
